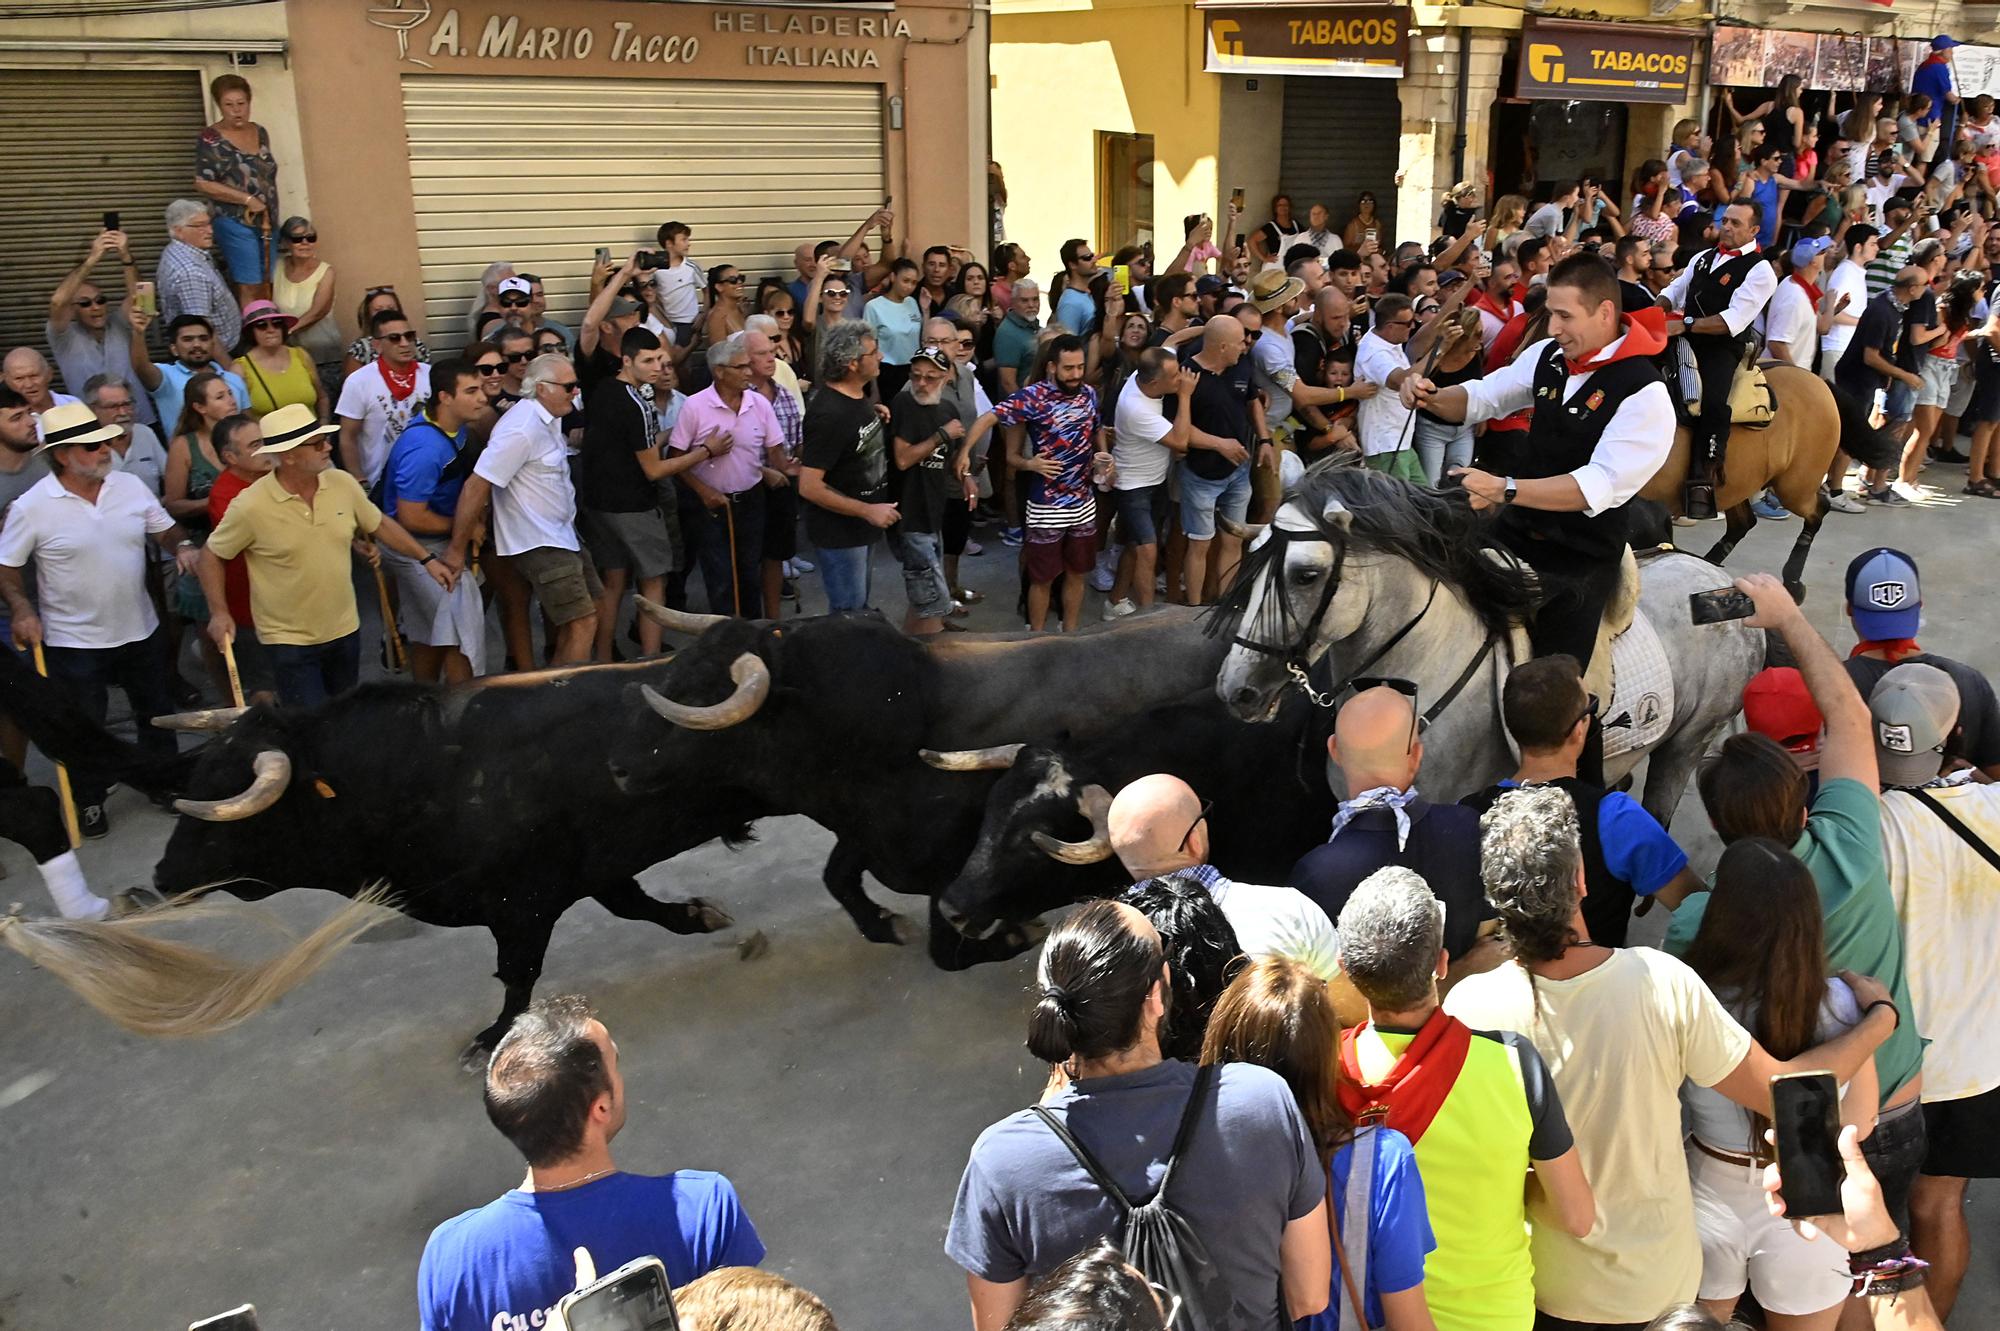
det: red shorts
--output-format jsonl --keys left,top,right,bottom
{"left": 1024, "top": 522, "right": 1098, "bottom": 584}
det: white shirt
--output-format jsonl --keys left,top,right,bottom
{"left": 1764, "top": 277, "right": 1819, "bottom": 369}
{"left": 1821, "top": 259, "right": 1870, "bottom": 364}
{"left": 1525, "top": 201, "right": 1567, "bottom": 239}
{"left": 1865, "top": 174, "right": 1910, "bottom": 217}
{"left": 1879, "top": 783, "right": 2000, "bottom": 1102}
{"left": 1297, "top": 227, "right": 1339, "bottom": 262}
{"left": 0, "top": 471, "right": 171, "bottom": 648}
{"left": 335, "top": 360, "right": 432, "bottom": 488}
{"left": 1206, "top": 877, "right": 1342, "bottom": 983}
{"left": 1459, "top": 335, "right": 1677, "bottom": 515}
{"left": 1111, "top": 374, "right": 1175, "bottom": 489}
{"left": 475, "top": 398, "right": 580, "bottom": 556}
{"left": 653, "top": 258, "right": 706, "bottom": 324}
{"left": 1353, "top": 330, "right": 1413, "bottom": 456}
{"left": 1661, "top": 245, "right": 1778, "bottom": 337}
{"left": 29, "top": 392, "right": 83, "bottom": 439}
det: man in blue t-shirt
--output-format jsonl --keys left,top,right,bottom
{"left": 418, "top": 996, "right": 763, "bottom": 1331}
{"left": 1462, "top": 655, "right": 1702, "bottom": 947}
{"left": 380, "top": 359, "right": 489, "bottom": 682}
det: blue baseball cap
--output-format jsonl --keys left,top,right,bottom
{"left": 1845, "top": 547, "right": 1922, "bottom": 640}
{"left": 1933, "top": 34, "right": 1961, "bottom": 50}
{"left": 1789, "top": 235, "right": 1835, "bottom": 267}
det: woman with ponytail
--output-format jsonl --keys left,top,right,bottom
{"left": 946, "top": 899, "right": 1332, "bottom": 1331}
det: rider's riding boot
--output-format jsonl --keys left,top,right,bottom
{"left": 1684, "top": 471, "right": 1717, "bottom": 521}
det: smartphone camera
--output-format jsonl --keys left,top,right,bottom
{"left": 634, "top": 251, "right": 671, "bottom": 272}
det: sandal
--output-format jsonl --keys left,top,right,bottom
{"left": 1965, "top": 480, "right": 1999, "bottom": 497}
{"left": 953, "top": 587, "right": 985, "bottom": 605}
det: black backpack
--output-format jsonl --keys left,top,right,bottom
{"left": 1031, "top": 1064, "right": 1236, "bottom": 1331}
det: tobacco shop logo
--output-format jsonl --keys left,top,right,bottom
{"left": 367, "top": 0, "right": 436, "bottom": 67}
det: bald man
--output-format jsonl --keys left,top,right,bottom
{"left": 3, "top": 347, "right": 80, "bottom": 422}
{"left": 1108, "top": 772, "right": 1341, "bottom": 983}
{"left": 1289, "top": 685, "right": 1496, "bottom": 962}
{"left": 1177, "top": 314, "right": 1269, "bottom": 605}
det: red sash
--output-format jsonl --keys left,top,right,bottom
{"left": 1337, "top": 1008, "right": 1473, "bottom": 1145}
{"left": 1852, "top": 638, "right": 1923, "bottom": 663}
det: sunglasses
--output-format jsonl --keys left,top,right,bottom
{"left": 498, "top": 296, "right": 531, "bottom": 308}
{"left": 716, "top": 275, "right": 745, "bottom": 285}
{"left": 377, "top": 330, "right": 418, "bottom": 343}
{"left": 771, "top": 307, "right": 795, "bottom": 317}
{"left": 1178, "top": 798, "right": 1214, "bottom": 854}
{"left": 1576, "top": 692, "right": 1602, "bottom": 728}
{"left": 476, "top": 363, "right": 504, "bottom": 376}
{"left": 248, "top": 319, "right": 288, "bottom": 331}
{"left": 74, "top": 296, "right": 108, "bottom": 308}
{"left": 66, "top": 439, "right": 112, "bottom": 453}
{"left": 544, "top": 379, "right": 580, "bottom": 392}
{"left": 1349, "top": 676, "right": 1428, "bottom": 751}
{"left": 364, "top": 285, "right": 397, "bottom": 297}
{"left": 503, "top": 351, "right": 534, "bottom": 364}
{"left": 285, "top": 231, "right": 318, "bottom": 243}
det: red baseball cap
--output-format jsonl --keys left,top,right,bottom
{"left": 1744, "top": 667, "right": 1823, "bottom": 771}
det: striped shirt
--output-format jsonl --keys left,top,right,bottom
{"left": 1865, "top": 232, "right": 1914, "bottom": 299}
{"left": 992, "top": 381, "right": 1100, "bottom": 529}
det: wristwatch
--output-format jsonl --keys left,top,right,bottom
{"left": 422, "top": 554, "right": 443, "bottom": 567}
{"left": 1502, "top": 477, "right": 1518, "bottom": 504}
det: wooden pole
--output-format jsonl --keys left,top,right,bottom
{"left": 220, "top": 635, "right": 246, "bottom": 708}
{"left": 371, "top": 546, "right": 405, "bottom": 673}
{"left": 29, "top": 643, "right": 83, "bottom": 849}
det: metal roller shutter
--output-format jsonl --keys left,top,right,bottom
{"left": 1279, "top": 77, "right": 1401, "bottom": 243}
{"left": 0, "top": 69, "right": 206, "bottom": 363}
{"left": 401, "top": 74, "right": 887, "bottom": 349}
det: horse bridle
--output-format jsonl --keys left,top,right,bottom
{"left": 1231, "top": 523, "right": 1497, "bottom": 728}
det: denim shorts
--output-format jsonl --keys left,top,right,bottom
{"left": 212, "top": 213, "right": 277, "bottom": 285}
{"left": 887, "top": 528, "right": 953, "bottom": 619}
{"left": 1862, "top": 1096, "right": 1929, "bottom": 1236}
{"left": 1113, "top": 483, "right": 1171, "bottom": 545}
{"left": 1884, "top": 377, "right": 1917, "bottom": 423}
{"left": 818, "top": 542, "right": 875, "bottom": 612}
{"left": 1178, "top": 460, "right": 1250, "bottom": 540}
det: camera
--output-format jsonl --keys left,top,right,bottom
{"left": 634, "top": 251, "right": 671, "bottom": 272}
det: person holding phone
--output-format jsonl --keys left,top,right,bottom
{"left": 47, "top": 225, "right": 156, "bottom": 424}
{"left": 1445, "top": 782, "right": 1901, "bottom": 1329}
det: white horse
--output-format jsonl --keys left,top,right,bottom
{"left": 1211, "top": 465, "right": 1762, "bottom": 827}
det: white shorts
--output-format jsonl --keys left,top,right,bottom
{"left": 1688, "top": 1142, "right": 1853, "bottom": 1315}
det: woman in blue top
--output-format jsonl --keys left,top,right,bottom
{"left": 1203, "top": 958, "right": 1438, "bottom": 1331}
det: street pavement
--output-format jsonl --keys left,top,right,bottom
{"left": 1, "top": 467, "right": 1995, "bottom": 1330}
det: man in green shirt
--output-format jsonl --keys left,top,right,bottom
{"left": 991, "top": 279, "right": 1043, "bottom": 396}
{"left": 1669, "top": 571, "right": 1927, "bottom": 1234}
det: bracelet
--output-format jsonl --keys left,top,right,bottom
{"left": 1335, "top": 386, "right": 1346, "bottom": 403}
{"left": 422, "top": 554, "right": 441, "bottom": 566}
{"left": 1863, "top": 997, "right": 1899, "bottom": 1029}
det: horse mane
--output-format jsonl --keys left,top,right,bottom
{"left": 1212, "top": 459, "right": 1541, "bottom": 638}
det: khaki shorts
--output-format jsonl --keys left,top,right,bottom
{"left": 512, "top": 544, "right": 604, "bottom": 625}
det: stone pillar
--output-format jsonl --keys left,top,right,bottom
{"left": 1460, "top": 33, "right": 1510, "bottom": 211}
{"left": 1395, "top": 28, "right": 1455, "bottom": 241}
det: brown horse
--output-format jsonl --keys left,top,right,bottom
{"left": 1638, "top": 362, "right": 1841, "bottom": 601}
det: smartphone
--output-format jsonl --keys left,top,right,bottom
{"left": 1230, "top": 186, "right": 1245, "bottom": 212}
{"left": 555, "top": 1256, "right": 680, "bottom": 1331}
{"left": 1689, "top": 587, "right": 1756, "bottom": 625}
{"left": 103, "top": 210, "right": 120, "bottom": 233}
{"left": 595, "top": 246, "right": 612, "bottom": 267}
{"left": 1235, "top": 233, "right": 1247, "bottom": 250}
{"left": 1111, "top": 264, "right": 1132, "bottom": 295}
{"left": 135, "top": 280, "right": 157, "bottom": 316}
{"left": 189, "top": 1306, "right": 260, "bottom": 1331}
{"left": 1366, "top": 228, "right": 1379, "bottom": 244}
{"left": 1771, "top": 1071, "right": 1845, "bottom": 1217}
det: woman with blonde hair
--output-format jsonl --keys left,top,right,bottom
{"left": 1202, "top": 958, "right": 1439, "bottom": 1331}
{"left": 1487, "top": 194, "right": 1528, "bottom": 250}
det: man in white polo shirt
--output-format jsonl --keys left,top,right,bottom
{"left": 1105, "top": 347, "right": 1193, "bottom": 617}
{"left": 336, "top": 307, "right": 432, "bottom": 493}
{"left": 0, "top": 403, "right": 200, "bottom": 838}
{"left": 1353, "top": 293, "right": 1424, "bottom": 483}
{"left": 447, "top": 353, "right": 599, "bottom": 665}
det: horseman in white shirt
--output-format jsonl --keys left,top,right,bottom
{"left": 1400, "top": 253, "right": 1674, "bottom": 782}
{"left": 1657, "top": 201, "right": 1780, "bottom": 518}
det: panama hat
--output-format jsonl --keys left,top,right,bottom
{"left": 32, "top": 401, "right": 122, "bottom": 455}
{"left": 1249, "top": 268, "right": 1308, "bottom": 313}
{"left": 257, "top": 402, "right": 339, "bottom": 454}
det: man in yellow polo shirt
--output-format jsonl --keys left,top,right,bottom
{"left": 199, "top": 402, "right": 452, "bottom": 706}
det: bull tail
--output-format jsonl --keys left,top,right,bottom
{"left": 0, "top": 643, "right": 193, "bottom": 795}
{"left": 0, "top": 888, "right": 393, "bottom": 1038}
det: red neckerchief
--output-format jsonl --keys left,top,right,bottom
{"left": 1563, "top": 309, "right": 1669, "bottom": 375}
{"left": 1852, "top": 638, "right": 1923, "bottom": 663}
{"left": 1509, "top": 281, "right": 1530, "bottom": 308}
{"left": 1469, "top": 287, "right": 1512, "bottom": 323}
{"left": 1337, "top": 1009, "right": 1473, "bottom": 1145}
{"left": 380, "top": 359, "right": 419, "bottom": 402}
{"left": 1791, "top": 273, "right": 1824, "bottom": 305}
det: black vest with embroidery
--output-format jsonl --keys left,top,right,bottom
{"left": 1500, "top": 340, "right": 1661, "bottom": 561}
{"left": 1686, "top": 247, "right": 1768, "bottom": 323}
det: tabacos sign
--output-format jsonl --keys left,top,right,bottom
{"left": 366, "top": 0, "right": 911, "bottom": 70}
{"left": 1516, "top": 18, "right": 1696, "bottom": 104}
{"left": 1202, "top": 4, "right": 1410, "bottom": 79}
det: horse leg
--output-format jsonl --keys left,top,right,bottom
{"left": 1638, "top": 719, "right": 1718, "bottom": 834}
{"left": 823, "top": 837, "right": 919, "bottom": 945}
{"left": 1781, "top": 497, "right": 1829, "bottom": 604}
{"left": 1701, "top": 501, "right": 1756, "bottom": 565}
{"left": 590, "top": 877, "right": 733, "bottom": 935}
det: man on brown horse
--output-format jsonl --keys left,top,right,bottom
{"left": 1660, "top": 201, "right": 1779, "bottom": 519}
{"left": 1401, "top": 253, "right": 1673, "bottom": 781}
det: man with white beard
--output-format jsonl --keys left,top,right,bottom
{"left": 886, "top": 346, "right": 971, "bottom": 635}
{"left": 0, "top": 402, "right": 201, "bottom": 842}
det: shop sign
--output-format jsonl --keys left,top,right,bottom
{"left": 1515, "top": 19, "right": 1696, "bottom": 104}
{"left": 365, "top": 0, "right": 910, "bottom": 71}
{"left": 1201, "top": 5, "right": 1409, "bottom": 79}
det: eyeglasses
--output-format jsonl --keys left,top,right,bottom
{"left": 1178, "top": 798, "right": 1214, "bottom": 854}
{"left": 714, "top": 360, "right": 750, "bottom": 372}
{"left": 74, "top": 296, "right": 107, "bottom": 308}
{"left": 503, "top": 351, "right": 534, "bottom": 364}
{"left": 1349, "top": 676, "right": 1427, "bottom": 752}
{"left": 498, "top": 296, "right": 531, "bottom": 308}
{"left": 476, "top": 362, "right": 504, "bottom": 376}
{"left": 377, "top": 330, "right": 418, "bottom": 343}
{"left": 285, "top": 231, "right": 317, "bottom": 244}
{"left": 1386, "top": 317, "right": 1417, "bottom": 330}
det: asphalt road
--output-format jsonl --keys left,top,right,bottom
{"left": 2, "top": 471, "right": 1995, "bottom": 1331}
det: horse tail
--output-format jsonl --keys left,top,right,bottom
{"left": 0, "top": 889, "right": 393, "bottom": 1038}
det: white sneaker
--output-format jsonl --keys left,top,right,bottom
{"left": 790, "top": 556, "right": 815, "bottom": 575}
{"left": 1825, "top": 489, "right": 1866, "bottom": 514}
{"left": 1101, "top": 597, "right": 1137, "bottom": 621}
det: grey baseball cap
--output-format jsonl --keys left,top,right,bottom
{"left": 1869, "top": 662, "right": 1960, "bottom": 787}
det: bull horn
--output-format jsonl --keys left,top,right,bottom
{"left": 633, "top": 596, "right": 727, "bottom": 636}
{"left": 920, "top": 743, "right": 1025, "bottom": 772}
{"left": 1216, "top": 514, "right": 1268, "bottom": 542}
{"left": 1030, "top": 784, "right": 1115, "bottom": 865}
{"left": 151, "top": 707, "right": 248, "bottom": 733}
{"left": 174, "top": 750, "right": 293, "bottom": 822}
{"left": 639, "top": 653, "right": 771, "bottom": 730}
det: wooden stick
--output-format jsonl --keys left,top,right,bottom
{"left": 29, "top": 643, "right": 83, "bottom": 849}
{"left": 370, "top": 547, "right": 406, "bottom": 673}
{"left": 220, "top": 635, "right": 247, "bottom": 708}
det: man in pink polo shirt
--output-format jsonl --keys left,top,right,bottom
{"left": 666, "top": 331, "right": 785, "bottom": 617}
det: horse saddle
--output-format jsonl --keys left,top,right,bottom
{"left": 1672, "top": 341, "right": 1777, "bottom": 429}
